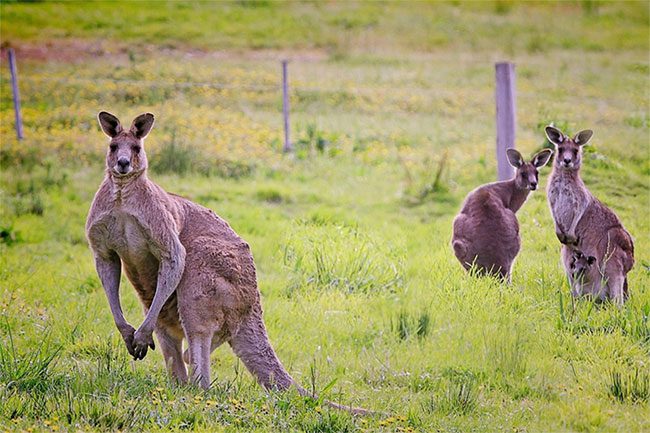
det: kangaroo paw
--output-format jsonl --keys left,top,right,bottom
{"left": 131, "top": 329, "right": 155, "bottom": 360}
{"left": 557, "top": 232, "right": 578, "bottom": 246}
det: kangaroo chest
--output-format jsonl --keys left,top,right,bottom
{"left": 90, "top": 209, "right": 161, "bottom": 300}
{"left": 547, "top": 175, "right": 589, "bottom": 229}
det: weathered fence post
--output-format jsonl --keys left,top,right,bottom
{"left": 8, "top": 48, "right": 24, "bottom": 140}
{"left": 495, "top": 62, "right": 516, "bottom": 181}
{"left": 281, "top": 59, "right": 292, "bottom": 153}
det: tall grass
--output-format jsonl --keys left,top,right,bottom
{"left": 283, "top": 224, "right": 403, "bottom": 295}
{"left": 391, "top": 310, "right": 431, "bottom": 341}
{"left": 0, "top": 321, "right": 62, "bottom": 393}
{"left": 609, "top": 368, "right": 650, "bottom": 403}
{"left": 422, "top": 369, "right": 479, "bottom": 416}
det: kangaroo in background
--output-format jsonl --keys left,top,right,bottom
{"left": 86, "top": 112, "right": 371, "bottom": 415}
{"left": 545, "top": 126, "right": 634, "bottom": 304}
{"left": 452, "top": 148, "right": 552, "bottom": 279}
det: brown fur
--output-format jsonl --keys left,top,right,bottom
{"left": 452, "top": 148, "right": 552, "bottom": 279}
{"left": 86, "top": 112, "right": 372, "bottom": 415}
{"left": 545, "top": 126, "right": 634, "bottom": 304}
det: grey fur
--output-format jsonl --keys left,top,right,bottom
{"left": 545, "top": 126, "right": 634, "bottom": 304}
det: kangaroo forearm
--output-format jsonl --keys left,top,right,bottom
{"left": 95, "top": 255, "right": 129, "bottom": 330}
{"left": 567, "top": 211, "right": 584, "bottom": 237}
{"left": 140, "top": 253, "right": 185, "bottom": 332}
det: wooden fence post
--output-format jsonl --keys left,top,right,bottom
{"left": 495, "top": 62, "right": 516, "bottom": 181}
{"left": 281, "top": 60, "right": 292, "bottom": 153}
{"left": 8, "top": 48, "right": 24, "bottom": 140}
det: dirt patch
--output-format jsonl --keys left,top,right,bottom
{"left": 0, "top": 39, "right": 118, "bottom": 63}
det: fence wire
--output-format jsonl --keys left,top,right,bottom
{"left": 8, "top": 75, "right": 636, "bottom": 106}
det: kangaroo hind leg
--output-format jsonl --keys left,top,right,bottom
{"left": 183, "top": 334, "right": 227, "bottom": 364}
{"left": 606, "top": 273, "right": 626, "bottom": 305}
{"left": 156, "top": 326, "right": 188, "bottom": 384}
{"left": 186, "top": 332, "right": 212, "bottom": 389}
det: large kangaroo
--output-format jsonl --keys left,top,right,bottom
{"left": 86, "top": 112, "right": 370, "bottom": 414}
{"left": 545, "top": 126, "right": 634, "bottom": 304}
{"left": 452, "top": 148, "right": 552, "bottom": 279}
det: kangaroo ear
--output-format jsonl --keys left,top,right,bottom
{"left": 573, "top": 130, "right": 593, "bottom": 146}
{"left": 98, "top": 111, "right": 123, "bottom": 138}
{"left": 130, "top": 113, "right": 155, "bottom": 139}
{"left": 587, "top": 256, "right": 596, "bottom": 265}
{"left": 532, "top": 149, "right": 553, "bottom": 168}
{"left": 506, "top": 148, "right": 524, "bottom": 168}
{"left": 545, "top": 126, "right": 565, "bottom": 146}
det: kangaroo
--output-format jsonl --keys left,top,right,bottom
{"left": 545, "top": 126, "right": 634, "bottom": 304}
{"left": 566, "top": 249, "right": 602, "bottom": 299}
{"left": 452, "top": 148, "right": 552, "bottom": 279}
{"left": 86, "top": 112, "right": 372, "bottom": 415}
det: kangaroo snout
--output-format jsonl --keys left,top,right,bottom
{"left": 529, "top": 182, "right": 537, "bottom": 190}
{"left": 562, "top": 158, "right": 573, "bottom": 168}
{"left": 116, "top": 157, "right": 131, "bottom": 174}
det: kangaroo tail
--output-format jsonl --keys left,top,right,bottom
{"left": 294, "top": 384, "right": 383, "bottom": 416}
{"left": 229, "top": 307, "right": 293, "bottom": 391}
{"left": 229, "top": 307, "right": 380, "bottom": 416}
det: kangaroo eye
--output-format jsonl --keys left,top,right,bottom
{"left": 132, "top": 145, "right": 141, "bottom": 154}
{"left": 109, "top": 144, "right": 117, "bottom": 153}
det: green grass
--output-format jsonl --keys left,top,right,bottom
{"left": 1, "top": 1, "right": 649, "bottom": 432}
{"left": 1, "top": 1, "right": 648, "bottom": 54}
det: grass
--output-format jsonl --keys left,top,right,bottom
{"left": 609, "top": 368, "right": 650, "bottom": 404}
{"left": 0, "top": 1, "right": 649, "bottom": 432}
{"left": 1, "top": 1, "right": 648, "bottom": 54}
{"left": 0, "top": 322, "right": 62, "bottom": 393}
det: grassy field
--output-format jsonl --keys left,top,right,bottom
{"left": 1, "top": 1, "right": 649, "bottom": 432}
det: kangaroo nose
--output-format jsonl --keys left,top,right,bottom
{"left": 117, "top": 158, "right": 130, "bottom": 169}
{"left": 563, "top": 158, "right": 572, "bottom": 164}
{"left": 530, "top": 182, "right": 537, "bottom": 190}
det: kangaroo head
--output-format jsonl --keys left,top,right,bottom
{"left": 545, "top": 126, "right": 593, "bottom": 171}
{"left": 506, "top": 148, "right": 552, "bottom": 191}
{"left": 97, "top": 111, "right": 155, "bottom": 178}
{"left": 570, "top": 250, "right": 596, "bottom": 279}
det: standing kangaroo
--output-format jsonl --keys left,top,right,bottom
{"left": 545, "top": 126, "right": 634, "bottom": 304}
{"left": 452, "top": 148, "right": 552, "bottom": 279}
{"left": 86, "top": 112, "right": 370, "bottom": 414}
